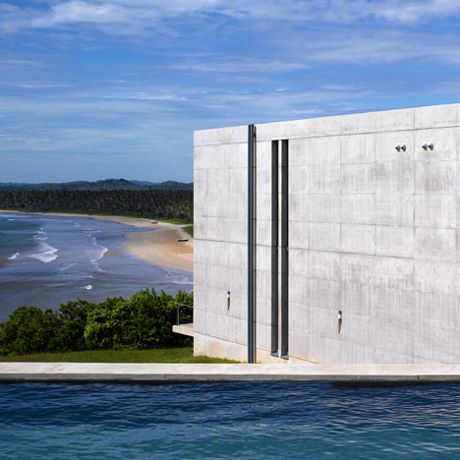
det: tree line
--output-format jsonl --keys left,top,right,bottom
{"left": 0, "top": 189, "right": 193, "bottom": 221}
{"left": 0, "top": 289, "right": 193, "bottom": 355}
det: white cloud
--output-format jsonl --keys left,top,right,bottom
{"left": 217, "top": 0, "right": 460, "bottom": 22}
{"left": 0, "top": 57, "right": 42, "bottom": 67}
{"left": 14, "top": 82, "right": 75, "bottom": 89}
{"left": 172, "top": 57, "right": 309, "bottom": 74}
{"left": 172, "top": 29, "right": 460, "bottom": 77}
{"left": 272, "top": 27, "right": 460, "bottom": 66}
{"left": 374, "top": 0, "right": 460, "bottom": 23}
{"left": 33, "top": 1, "right": 125, "bottom": 26}
{"left": 102, "top": 92, "right": 187, "bottom": 101}
{"left": 2, "top": 0, "right": 460, "bottom": 35}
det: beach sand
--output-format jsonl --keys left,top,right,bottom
{"left": 0, "top": 211, "right": 193, "bottom": 273}
{"left": 122, "top": 222, "right": 193, "bottom": 273}
{"left": 90, "top": 216, "right": 193, "bottom": 273}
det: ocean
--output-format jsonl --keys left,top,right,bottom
{"left": 0, "top": 212, "right": 192, "bottom": 321}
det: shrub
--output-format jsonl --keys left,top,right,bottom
{"left": 83, "top": 296, "right": 124, "bottom": 349}
{"left": 52, "top": 300, "right": 90, "bottom": 352}
{"left": 0, "top": 324, "right": 7, "bottom": 355}
{"left": 0, "top": 289, "right": 193, "bottom": 355}
{"left": 84, "top": 289, "right": 192, "bottom": 349}
{"left": 0, "top": 307, "right": 59, "bottom": 354}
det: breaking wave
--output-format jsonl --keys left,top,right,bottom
{"left": 33, "top": 235, "right": 48, "bottom": 242}
{"left": 92, "top": 244, "right": 108, "bottom": 263}
{"left": 165, "top": 270, "right": 193, "bottom": 286}
{"left": 88, "top": 235, "right": 108, "bottom": 271}
{"left": 29, "top": 242, "right": 58, "bottom": 263}
{"left": 171, "top": 278, "right": 193, "bottom": 286}
{"left": 33, "top": 228, "right": 48, "bottom": 242}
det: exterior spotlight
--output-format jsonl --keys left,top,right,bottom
{"left": 227, "top": 291, "right": 231, "bottom": 310}
{"left": 422, "top": 143, "right": 434, "bottom": 151}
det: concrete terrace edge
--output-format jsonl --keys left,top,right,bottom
{"left": 2, "top": 363, "right": 460, "bottom": 383}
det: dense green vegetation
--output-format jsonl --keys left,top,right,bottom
{"left": 0, "top": 289, "right": 193, "bottom": 356}
{"left": 0, "top": 188, "right": 193, "bottom": 221}
{"left": 0, "top": 348, "right": 236, "bottom": 363}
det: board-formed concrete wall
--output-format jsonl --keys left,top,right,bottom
{"left": 194, "top": 103, "right": 460, "bottom": 364}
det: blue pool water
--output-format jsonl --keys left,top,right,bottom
{"left": 1, "top": 382, "right": 459, "bottom": 459}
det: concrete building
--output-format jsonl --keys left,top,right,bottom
{"left": 192, "top": 103, "right": 460, "bottom": 364}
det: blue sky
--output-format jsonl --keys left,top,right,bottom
{"left": 1, "top": 1, "right": 460, "bottom": 183}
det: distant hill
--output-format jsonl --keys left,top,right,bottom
{"left": 0, "top": 179, "right": 193, "bottom": 191}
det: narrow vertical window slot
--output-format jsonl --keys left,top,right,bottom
{"left": 247, "top": 124, "right": 256, "bottom": 364}
{"left": 280, "top": 139, "right": 289, "bottom": 359}
{"left": 271, "top": 140, "right": 279, "bottom": 356}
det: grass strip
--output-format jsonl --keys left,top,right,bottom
{"left": 0, "top": 347, "right": 237, "bottom": 363}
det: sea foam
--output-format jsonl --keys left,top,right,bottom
{"left": 60, "top": 263, "right": 77, "bottom": 273}
{"left": 33, "top": 235, "right": 48, "bottom": 242}
{"left": 88, "top": 235, "right": 108, "bottom": 271}
{"left": 7, "top": 252, "right": 19, "bottom": 261}
{"left": 33, "top": 228, "right": 48, "bottom": 242}
{"left": 29, "top": 242, "right": 59, "bottom": 263}
{"left": 165, "top": 270, "right": 193, "bottom": 286}
{"left": 92, "top": 244, "right": 108, "bottom": 263}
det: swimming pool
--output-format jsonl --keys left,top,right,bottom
{"left": 0, "top": 382, "right": 459, "bottom": 459}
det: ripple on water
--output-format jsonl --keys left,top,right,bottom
{"left": 0, "top": 382, "right": 460, "bottom": 459}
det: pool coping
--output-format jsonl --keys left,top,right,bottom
{"left": 1, "top": 362, "right": 460, "bottom": 383}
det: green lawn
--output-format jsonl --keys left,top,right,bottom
{"left": 182, "top": 225, "right": 194, "bottom": 238}
{"left": 0, "top": 347, "right": 237, "bottom": 363}
{"left": 152, "top": 217, "right": 192, "bottom": 225}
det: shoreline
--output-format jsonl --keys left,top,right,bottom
{"left": 0, "top": 210, "right": 193, "bottom": 273}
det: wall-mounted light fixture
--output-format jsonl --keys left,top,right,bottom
{"left": 338, "top": 310, "right": 343, "bottom": 334}
{"left": 422, "top": 143, "right": 434, "bottom": 151}
{"left": 394, "top": 144, "right": 407, "bottom": 152}
{"left": 227, "top": 291, "right": 231, "bottom": 311}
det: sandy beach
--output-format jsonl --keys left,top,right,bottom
{"left": 122, "top": 221, "right": 193, "bottom": 273}
{"left": 0, "top": 211, "right": 193, "bottom": 273}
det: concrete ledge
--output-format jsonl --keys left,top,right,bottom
{"left": 172, "top": 323, "right": 194, "bottom": 337}
{"left": 2, "top": 363, "right": 460, "bottom": 383}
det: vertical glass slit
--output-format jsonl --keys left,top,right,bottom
{"left": 271, "top": 140, "right": 279, "bottom": 356}
{"left": 280, "top": 139, "right": 289, "bottom": 359}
